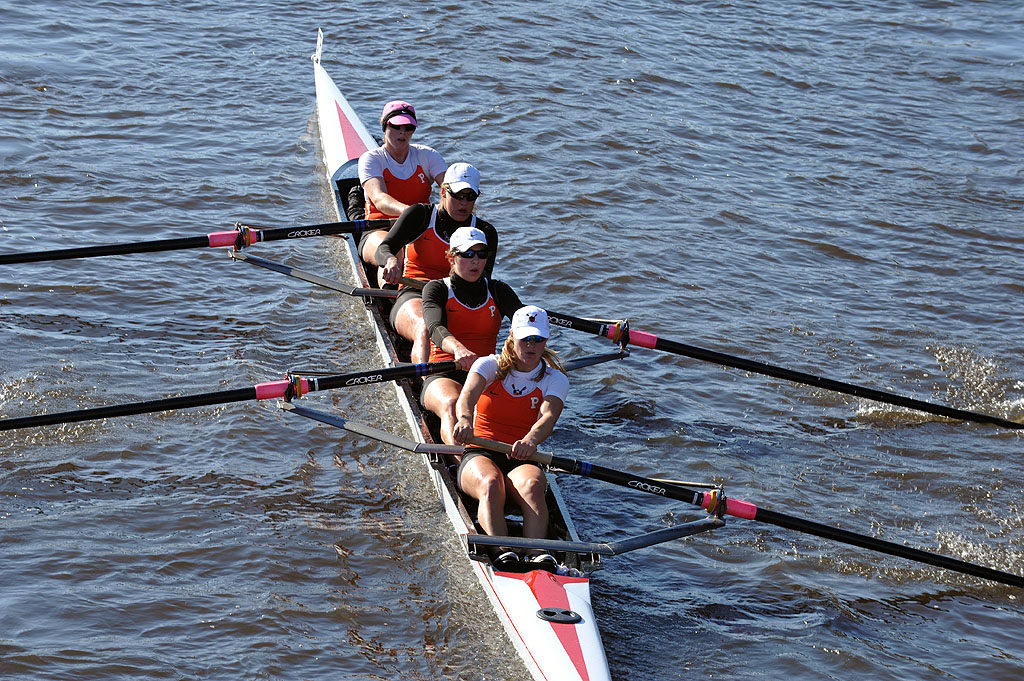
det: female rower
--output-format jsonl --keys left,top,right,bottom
{"left": 452, "top": 306, "right": 567, "bottom": 568}
{"left": 355, "top": 100, "right": 447, "bottom": 268}
{"left": 375, "top": 162, "right": 498, "bottom": 363}
{"left": 421, "top": 226, "right": 523, "bottom": 446}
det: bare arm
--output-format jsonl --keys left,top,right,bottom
{"left": 452, "top": 372, "right": 489, "bottom": 445}
{"left": 441, "top": 336, "right": 479, "bottom": 372}
{"left": 363, "top": 176, "right": 412, "bottom": 219}
{"left": 509, "top": 396, "right": 564, "bottom": 460}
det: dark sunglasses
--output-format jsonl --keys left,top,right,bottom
{"left": 450, "top": 190, "right": 478, "bottom": 202}
{"left": 520, "top": 335, "right": 547, "bottom": 344}
{"left": 456, "top": 249, "right": 490, "bottom": 260}
{"left": 387, "top": 123, "right": 416, "bottom": 132}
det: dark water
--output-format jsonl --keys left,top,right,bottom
{"left": 2, "top": 1, "right": 1022, "bottom": 679}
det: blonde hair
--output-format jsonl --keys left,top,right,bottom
{"left": 445, "top": 246, "right": 459, "bottom": 276}
{"left": 495, "top": 335, "right": 565, "bottom": 382}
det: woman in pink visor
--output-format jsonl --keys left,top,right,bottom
{"left": 355, "top": 100, "right": 448, "bottom": 275}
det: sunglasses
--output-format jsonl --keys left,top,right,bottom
{"left": 456, "top": 249, "right": 490, "bottom": 259}
{"left": 449, "top": 190, "right": 478, "bottom": 202}
{"left": 387, "top": 124, "right": 416, "bottom": 132}
{"left": 520, "top": 335, "right": 547, "bottom": 344}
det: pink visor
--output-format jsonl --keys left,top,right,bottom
{"left": 381, "top": 100, "right": 417, "bottom": 129}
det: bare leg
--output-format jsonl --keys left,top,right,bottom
{"left": 393, "top": 296, "right": 430, "bottom": 363}
{"left": 460, "top": 457, "right": 508, "bottom": 537}
{"left": 422, "top": 377, "right": 463, "bottom": 445}
{"left": 506, "top": 465, "right": 549, "bottom": 540}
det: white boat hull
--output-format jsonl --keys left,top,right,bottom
{"left": 312, "top": 30, "right": 611, "bottom": 681}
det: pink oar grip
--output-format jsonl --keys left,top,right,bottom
{"left": 254, "top": 378, "right": 310, "bottom": 400}
{"left": 207, "top": 231, "right": 238, "bottom": 248}
{"left": 725, "top": 498, "right": 758, "bottom": 520}
{"left": 254, "top": 380, "right": 289, "bottom": 400}
{"left": 606, "top": 327, "right": 658, "bottom": 349}
{"left": 700, "top": 492, "right": 758, "bottom": 519}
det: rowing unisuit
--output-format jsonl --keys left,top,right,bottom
{"left": 470, "top": 356, "right": 569, "bottom": 444}
{"left": 424, "top": 276, "right": 522, "bottom": 362}
{"left": 358, "top": 144, "right": 446, "bottom": 220}
{"left": 376, "top": 203, "right": 498, "bottom": 285}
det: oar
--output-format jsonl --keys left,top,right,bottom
{"left": 0, "top": 218, "right": 393, "bottom": 265}
{"left": 547, "top": 310, "right": 1024, "bottom": 430}
{"left": 0, "top": 361, "right": 455, "bottom": 431}
{"left": 229, "top": 251, "right": 398, "bottom": 298}
{"left": 398, "top": 276, "right": 427, "bottom": 290}
{"left": 280, "top": 402, "right": 724, "bottom": 557}
{"left": 278, "top": 405, "right": 1023, "bottom": 588}
{"left": 504, "top": 438, "right": 1021, "bottom": 589}
{"left": 229, "top": 250, "right": 428, "bottom": 296}
{"left": 228, "top": 251, "right": 1017, "bottom": 431}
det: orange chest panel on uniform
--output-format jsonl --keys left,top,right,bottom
{"left": 429, "top": 290, "right": 501, "bottom": 362}
{"left": 474, "top": 380, "right": 543, "bottom": 444}
{"left": 364, "top": 165, "right": 432, "bottom": 220}
{"left": 403, "top": 224, "right": 451, "bottom": 282}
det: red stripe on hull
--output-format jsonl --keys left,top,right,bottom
{"left": 525, "top": 570, "right": 591, "bottom": 681}
{"left": 335, "top": 100, "right": 369, "bottom": 159}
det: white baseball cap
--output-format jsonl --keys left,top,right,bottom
{"left": 511, "top": 305, "right": 550, "bottom": 340}
{"left": 443, "top": 162, "right": 481, "bottom": 194}
{"left": 449, "top": 226, "right": 488, "bottom": 253}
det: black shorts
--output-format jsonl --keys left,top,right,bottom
{"left": 420, "top": 369, "right": 468, "bottom": 406}
{"left": 356, "top": 228, "right": 375, "bottom": 258}
{"left": 389, "top": 287, "right": 422, "bottom": 328}
{"left": 456, "top": 447, "right": 541, "bottom": 493}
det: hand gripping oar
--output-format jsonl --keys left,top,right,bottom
{"left": 0, "top": 218, "right": 393, "bottom": 265}
{"left": 547, "top": 310, "right": 1024, "bottom": 430}
{"left": 0, "top": 361, "right": 455, "bottom": 431}
{"left": 483, "top": 439, "right": 1021, "bottom": 589}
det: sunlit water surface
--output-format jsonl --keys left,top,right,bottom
{"left": 1, "top": 2, "right": 1022, "bottom": 679}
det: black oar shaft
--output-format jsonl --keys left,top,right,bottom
{"left": 0, "top": 387, "right": 257, "bottom": 430}
{"left": 285, "top": 424, "right": 1023, "bottom": 588}
{"left": 754, "top": 507, "right": 1024, "bottom": 587}
{"left": 0, "top": 361, "right": 455, "bottom": 431}
{"left": 546, "top": 453, "right": 1024, "bottom": 588}
{"left": 651, "top": 335, "right": 1022, "bottom": 429}
{"left": 238, "top": 219, "right": 392, "bottom": 244}
{"left": 547, "top": 310, "right": 1023, "bottom": 430}
{"left": 0, "top": 219, "right": 392, "bottom": 265}
{"left": 0, "top": 235, "right": 212, "bottom": 264}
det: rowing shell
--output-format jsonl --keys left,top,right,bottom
{"left": 311, "top": 29, "right": 612, "bottom": 681}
